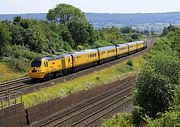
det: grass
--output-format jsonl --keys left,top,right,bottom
{"left": 0, "top": 62, "right": 26, "bottom": 83}
{"left": 1, "top": 55, "right": 145, "bottom": 108}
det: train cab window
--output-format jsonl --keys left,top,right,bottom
{"left": 31, "top": 60, "right": 41, "bottom": 67}
{"left": 44, "top": 62, "right": 48, "bottom": 67}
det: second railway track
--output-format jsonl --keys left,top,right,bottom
{"left": 29, "top": 79, "right": 134, "bottom": 127}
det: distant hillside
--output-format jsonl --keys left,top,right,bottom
{"left": 1, "top": 12, "right": 180, "bottom": 33}
{"left": 86, "top": 12, "right": 180, "bottom": 26}
{"left": 0, "top": 13, "right": 46, "bottom": 21}
{"left": 1, "top": 12, "right": 180, "bottom": 25}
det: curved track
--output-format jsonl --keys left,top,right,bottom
{"left": 0, "top": 38, "right": 155, "bottom": 99}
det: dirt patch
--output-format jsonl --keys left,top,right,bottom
{"left": 0, "top": 103, "right": 27, "bottom": 127}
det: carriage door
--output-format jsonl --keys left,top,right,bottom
{"left": 61, "top": 59, "right": 66, "bottom": 69}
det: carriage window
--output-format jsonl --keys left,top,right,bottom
{"left": 89, "top": 53, "right": 96, "bottom": 57}
{"left": 107, "top": 50, "right": 115, "bottom": 53}
{"left": 119, "top": 47, "right": 126, "bottom": 50}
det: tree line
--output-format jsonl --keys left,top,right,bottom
{"left": 0, "top": 4, "right": 141, "bottom": 72}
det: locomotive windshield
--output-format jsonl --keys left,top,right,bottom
{"left": 31, "top": 60, "right": 41, "bottom": 67}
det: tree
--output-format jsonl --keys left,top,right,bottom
{"left": 0, "top": 22, "right": 12, "bottom": 56}
{"left": 67, "top": 20, "right": 95, "bottom": 48}
{"left": 24, "top": 25, "right": 48, "bottom": 53}
{"left": 131, "top": 34, "right": 139, "bottom": 40}
{"left": 13, "top": 16, "right": 22, "bottom": 24}
{"left": 121, "top": 26, "right": 133, "bottom": 33}
{"left": 47, "top": 4, "right": 86, "bottom": 23}
{"left": 134, "top": 66, "right": 173, "bottom": 118}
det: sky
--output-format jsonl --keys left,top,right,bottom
{"left": 0, "top": 0, "right": 180, "bottom": 14}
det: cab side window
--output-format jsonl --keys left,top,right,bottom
{"left": 44, "top": 62, "right": 48, "bottom": 67}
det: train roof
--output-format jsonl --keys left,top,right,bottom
{"left": 33, "top": 54, "right": 71, "bottom": 61}
{"left": 71, "top": 49, "right": 98, "bottom": 56}
{"left": 136, "top": 41, "right": 144, "bottom": 44}
{"left": 127, "top": 41, "right": 137, "bottom": 45}
{"left": 116, "top": 43, "right": 128, "bottom": 47}
{"left": 97, "top": 46, "right": 116, "bottom": 51}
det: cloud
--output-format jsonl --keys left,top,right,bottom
{"left": 6, "top": 0, "right": 25, "bottom": 4}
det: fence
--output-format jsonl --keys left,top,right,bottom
{"left": 0, "top": 92, "right": 23, "bottom": 109}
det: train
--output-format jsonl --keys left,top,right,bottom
{"left": 29, "top": 40, "right": 147, "bottom": 80}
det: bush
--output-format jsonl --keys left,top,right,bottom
{"left": 126, "top": 59, "right": 133, "bottom": 67}
{"left": 134, "top": 66, "right": 173, "bottom": 118}
{"left": 132, "top": 106, "right": 145, "bottom": 126}
{"left": 2, "top": 45, "right": 41, "bottom": 60}
{"left": 2, "top": 57, "right": 29, "bottom": 72}
{"left": 146, "top": 111, "right": 180, "bottom": 127}
{"left": 145, "top": 82, "right": 180, "bottom": 127}
{"left": 101, "top": 113, "right": 133, "bottom": 127}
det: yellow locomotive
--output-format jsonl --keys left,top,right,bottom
{"left": 29, "top": 41, "right": 147, "bottom": 79}
{"left": 29, "top": 54, "right": 72, "bottom": 79}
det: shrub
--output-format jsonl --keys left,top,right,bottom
{"left": 2, "top": 57, "right": 29, "bottom": 72}
{"left": 132, "top": 106, "right": 145, "bottom": 126}
{"left": 145, "top": 111, "right": 180, "bottom": 127}
{"left": 2, "top": 45, "right": 41, "bottom": 60}
{"left": 101, "top": 113, "right": 133, "bottom": 127}
{"left": 134, "top": 66, "right": 173, "bottom": 118}
{"left": 126, "top": 59, "right": 133, "bottom": 67}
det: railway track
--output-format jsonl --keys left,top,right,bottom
{"left": 0, "top": 38, "right": 155, "bottom": 100}
{"left": 0, "top": 76, "right": 30, "bottom": 88}
{"left": 29, "top": 79, "right": 134, "bottom": 127}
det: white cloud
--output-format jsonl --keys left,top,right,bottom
{"left": 6, "top": 0, "right": 25, "bottom": 4}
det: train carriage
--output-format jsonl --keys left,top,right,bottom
{"left": 136, "top": 41, "right": 146, "bottom": 51}
{"left": 97, "top": 46, "right": 116, "bottom": 64}
{"left": 71, "top": 49, "right": 99, "bottom": 70}
{"left": 127, "top": 42, "right": 138, "bottom": 54}
{"left": 116, "top": 44, "right": 129, "bottom": 58}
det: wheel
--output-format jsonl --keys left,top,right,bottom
{"left": 44, "top": 74, "right": 51, "bottom": 81}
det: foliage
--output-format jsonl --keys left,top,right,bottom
{"left": 145, "top": 85, "right": 180, "bottom": 127}
{"left": 2, "top": 57, "right": 29, "bottom": 72}
{"left": 0, "top": 22, "right": 11, "bottom": 56}
{"left": 2, "top": 45, "right": 41, "bottom": 60}
{"left": 47, "top": 4, "right": 86, "bottom": 23}
{"left": 132, "top": 106, "right": 145, "bottom": 126}
{"left": 161, "top": 25, "right": 177, "bottom": 36}
{"left": 145, "top": 111, "right": 180, "bottom": 127}
{"left": 134, "top": 66, "right": 173, "bottom": 118}
{"left": 121, "top": 26, "right": 134, "bottom": 33}
{"left": 126, "top": 59, "right": 133, "bottom": 67}
{"left": 0, "top": 62, "right": 25, "bottom": 83}
{"left": 173, "top": 85, "right": 180, "bottom": 111}
{"left": 101, "top": 113, "right": 133, "bottom": 127}
{"left": 67, "top": 20, "right": 95, "bottom": 48}
{"left": 93, "top": 27, "right": 141, "bottom": 48}
{"left": 132, "top": 26, "right": 180, "bottom": 126}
